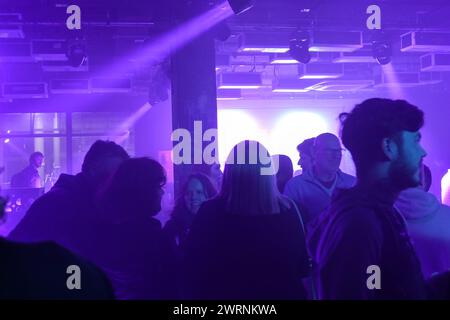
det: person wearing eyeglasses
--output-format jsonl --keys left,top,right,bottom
{"left": 284, "top": 133, "right": 356, "bottom": 228}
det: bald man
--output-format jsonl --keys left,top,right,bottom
{"left": 284, "top": 133, "right": 356, "bottom": 226}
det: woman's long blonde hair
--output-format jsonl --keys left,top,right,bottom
{"left": 219, "top": 140, "right": 291, "bottom": 215}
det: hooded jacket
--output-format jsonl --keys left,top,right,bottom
{"left": 395, "top": 188, "right": 450, "bottom": 279}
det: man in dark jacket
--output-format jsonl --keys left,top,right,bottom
{"left": 11, "top": 151, "right": 45, "bottom": 189}
{"left": 8, "top": 140, "right": 129, "bottom": 262}
{"left": 308, "top": 98, "right": 435, "bottom": 299}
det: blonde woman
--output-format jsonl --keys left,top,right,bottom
{"left": 183, "top": 140, "right": 310, "bottom": 299}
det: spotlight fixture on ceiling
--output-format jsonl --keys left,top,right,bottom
{"left": 148, "top": 61, "right": 171, "bottom": 105}
{"left": 227, "top": 0, "right": 255, "bottom": 15}
{"left": 66, "top": 41, "right": 87, "bottom": 68}
{"left": 372, "top": 32, "right": 392, "bottom": 65}
{"left": 214, "top": 22, "right": 231, "bottom": 41}
{"left": 289, "top": 30, "right": 311, "bottom": 64}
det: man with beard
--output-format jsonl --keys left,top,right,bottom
{"left": 308, "top": 98, "right": 431, "bottom": 299}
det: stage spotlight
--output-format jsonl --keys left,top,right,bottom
{"left": 214, "top": 22, "right": 231, "bottom": 41}
{"left": 66, "top": 42, "right": 87, "bottom": 68}
{"left": 372, "top": 41, "right": 391, "bottom": 65}
{"left": 148, "top": 62, "right": 171, "bottom": 105}
{"left": 372, "top": 32, "right": 392, "bottom": 65}
{"left": 289, "top": 30, "right": 311, "bottom": 64}
{"left": 227, "top": 0, "right": 255, "bottom": 15}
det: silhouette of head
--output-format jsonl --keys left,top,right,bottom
{"left": 221, "top": 140, "right": 287, "bottom": 215}
{"left": 273, "top": 154, "right": 293, "bottom": 193}
{"left": 102, "top": 158, "right": 166, "bottom": 222}
{"left": 82, "top": 140, "right": 129, "bottom": 188}
{"left": 297, "top": 138, "right": 315, "bottom": 172}
{"left": 340, "top": 98, "right": 426, "bottom": 190}
{"left": 29, "top": 152, "right": 44, "bottom": 169}
{"left": 312, "top": 133, "right": 343, "bottom": 176}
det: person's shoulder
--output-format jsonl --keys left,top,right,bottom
{"left": 199, "top": 198, "right": 223, "bottom": 212}
{"left": 162, "top": 218, "right": 177, "bottom": 231}
{"left": 193, "top": 198, "right": 225, "bottom": 224}
{"left": 1, "top": 239, "right": 114, "bottom": 299}
{"left": 37, "top": 241, "right": 114, "bottom": 298}
{"left": 432, "top": 203, "right": 450, "bottom": 223}
{"left": 337, "top": 170, "right": 357, "bottom": 187}
{"left": 284, "top": 174, "right": 309, "bottom": 192}
{"left": 289, "top": 173, "right": 309, "bottom": 183}
{"left": 331, "top": 201, "right": 383, "bottom": 237}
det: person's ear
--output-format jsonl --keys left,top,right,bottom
{"left": 381, "top": 137, "right": 399, "bottom": 161}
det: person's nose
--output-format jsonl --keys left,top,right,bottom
{"left": 420, "top": 145, "right": 427, "bottom": 159}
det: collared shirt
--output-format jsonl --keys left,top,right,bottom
{"left": 284, "top": 169, "right": 356, "bottom": 225}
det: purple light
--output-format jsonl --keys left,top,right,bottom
{"left": 442, "top": 169, "right": 450, "bottom": 205}
{"left": 271, "top": 59, "right": 300, "bottom": 65}
{"left": 309, "top": 46, "right": 361, "bottom": 53}
{"left": 118, "top": 2, "right": 233, "bottom": 70}
{"left": 272, "top": 88, "right": 310, "bottom": 93}
{"left": 4, "top": 138, "right": 10, "bottom": 144}
{"left": 381, "top": 64, "right": 405, "bottom": 99}
{"left": 299, "top": 74, "right": 342, "bottom": 80}
{"left": 218, "top": 85, "right": 261, "bottom": 89}
{"left": 112, "top": 102, "right": 153, "bottom": 144}
{"left": 38, "top": 1, "right": 233, "bottom": 131}
{"left": 242, "top": 48, "right": 289, "bottom": 53}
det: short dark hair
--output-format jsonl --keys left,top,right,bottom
{"left": 340, "top": 98, "right": 424, "bottom": 173}
{"left": 29, "top": 151, "right": 44, "bottom": 164}
{"left": 296, "top": 138, "right": 315, "bottom": 156}
{"left": 101, "top": 157, "right": 167, "bottom": 218}
{"left": 82, "top": 140, "right": 130, "bottom": 174}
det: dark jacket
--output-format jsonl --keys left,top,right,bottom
{"left": 163, "top": 207, "right": 195, "bottom": 256}
{"left": 11, "top": 165, "right": 40, "bottom": 189}
{"left": 183, "top": 198, "right": 310, "bottom": 300}
{"left": 8, "top": 173, "right": 100, "bottom": 261}
{"left": 0, "top": 237, "right": 114, "bottom": 300}
{"left": 308, "top": 185, "right": 427, "bottom": 300}
{"left": 94, "top": 216, "right": 178, "bottom": 300}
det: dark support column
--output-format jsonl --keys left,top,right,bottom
{"left": 66, "top": 112, "right": 73, "bottom": 174}
{"left": 171, "top": 31, "right": 218, "bottom": 198}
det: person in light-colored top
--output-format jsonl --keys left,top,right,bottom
{"left": 284, "top": 133, "right": 356, "bottom": 226}
{"left": 395, "top": 164, "right": 450, "bottom": 279}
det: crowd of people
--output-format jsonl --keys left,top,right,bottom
{"left": 1, "top": 97, "right": 450, "bottom": 300}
